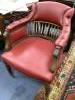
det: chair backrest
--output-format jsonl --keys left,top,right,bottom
{"left": 5, "top": 1, "right": 74, "bottom": 46}
{"left": 26, "top": 1, "right": 73, "bottom": 41}
{"left": 30, "top": 2, "right": 71, "bottom": 26}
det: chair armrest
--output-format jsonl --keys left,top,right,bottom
{"left": 3, "top": 24, "right": 28, "bottom": 51}
{"left": 2, "top": 18, "right": 29, "bottom": 50}
{"left": 3, "top": 3, "right": 36, "bottom": 51}
{"left": 55, "top": 8, "right": 74, "bottom": 48}
{"left": 6, "top": 3, "right": 36, "bottom": 32}
{"left": 55, "top": 25, "right": 70, "bottom": 48}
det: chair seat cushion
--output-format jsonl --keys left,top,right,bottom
{"left": 2, "top": 37, "right": 55, "bottom": 82}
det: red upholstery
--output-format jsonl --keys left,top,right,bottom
{"left": 55, "top": 8, "right": 74, "bottom": 47}
{"left": 32, "top": 2, "right": 70, "bottom": 26}
{"left": 2, "top": 37, "right": 55, "bottom": 81}
{"left": 6, "top": 2, "right": 72, "bottom": 29}
{"left": 6, "top": 2, "right": 74, "bottom": 47}
{"left": 1, "top": 1, "right": 74, "bottom": 82}
{"left": 8, "top": 26, "right": 27, "bottom": 43}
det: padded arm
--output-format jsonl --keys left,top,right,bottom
{"left": 6, "top": 3, "right": 36, "bottom": 33}
{"left": 3, "top": 3, "right": 36, "bottom": 48}
{"left": 55, "top": 24, "right": 70, "bottom": 47}
{"left": 55, "top": 8, "right": 74, "bottom": 47}
{"left": 4, "top": 24, "right": 28, "bottom": 51}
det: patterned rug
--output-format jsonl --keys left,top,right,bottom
{"left": 61, "top": 67, "right": 75, "bottom": 100}
{"left": 35, "top": 41, "right": 75, "bottom": 100}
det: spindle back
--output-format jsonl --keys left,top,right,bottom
{"left": 27, "top": 21, "right": 61, "bottom": 41}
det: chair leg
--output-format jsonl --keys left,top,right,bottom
{"left": 4, "top": 62, "right": 15, "bottom": 78}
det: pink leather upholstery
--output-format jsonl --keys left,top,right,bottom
{"left": 1, "top": 1, "right": 74, "bottom": 82}
{"left": 55, "top": 8, "right": 74, "bottom": 47}
{"left": 6, "top": 2, "right": 72, "bottom": 28}
{"left": 2, "top": 37, "right": 55, "bottom": 81}
{"left": 6, "top": 2, "right": 74, "bottom": 47}
{"left": 8, "top": 26, "right": 27, "bottom": 43}
{"left": 32, "top": 2, "right": 70, "bottom": 26}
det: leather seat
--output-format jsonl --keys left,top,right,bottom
{"left": 2, "top": 37, "right": 55, "bottom": 81}
{"left": 1, "top": 1, "right": 74, "bottom": 82}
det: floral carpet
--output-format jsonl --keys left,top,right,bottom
{"left": 48, "top": 41, "right": 75, "bottom": 100}
{"left": 61, "top": 67, "right": 75, "bottom": 100}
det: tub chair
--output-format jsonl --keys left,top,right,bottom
{"left": 1, "top": 1, "right": 74, "bottom": 82}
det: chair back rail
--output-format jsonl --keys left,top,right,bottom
{"left": 27, "top": 21, "right": 61, "bottom": 41}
